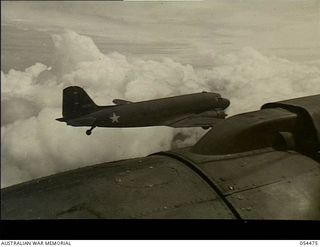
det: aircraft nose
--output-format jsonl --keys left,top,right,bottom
{"left": 219, "top": 97, "right": 230, "bottom": 109}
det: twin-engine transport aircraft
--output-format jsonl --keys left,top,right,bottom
{"left": 56, "top": 86, "right": 230, "bottom": 135}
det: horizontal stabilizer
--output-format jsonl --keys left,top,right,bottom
{"left": 56, "top": 117, "right": 66, "bottom": 122}
{"left": 67, "top": 117, "right": 97, "bottom": 127}
{"left": 112, "top": 99, "right": 132, "bottom": 105}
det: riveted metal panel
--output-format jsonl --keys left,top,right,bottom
{"left": 165, "top": 149, "right": 320, "bottom": 219}
{"left": 190, "top": 151, "right": 320, "bottom": 195}
{"left": 1, "top": 155, "right": 235, "bottom": 219}
{"left": 227, "top": 170, "right": 320, "bottom": 219}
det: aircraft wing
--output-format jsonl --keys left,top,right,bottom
{"left": 165, "top": 115, "right": 223, "bottom": 128}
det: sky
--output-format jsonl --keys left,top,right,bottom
{"left": 2, "top": 0, "right": 320, "bottom": 64}
{"left": 1, "top": 1, "right": 320, "bottom": 187}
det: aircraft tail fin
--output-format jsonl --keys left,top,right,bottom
{"left": 62, "top": 86, "right": 98, "bottom": 119}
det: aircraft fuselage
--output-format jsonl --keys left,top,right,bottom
{"left": 69, "top": 92, "right": 229, "bottom": 128}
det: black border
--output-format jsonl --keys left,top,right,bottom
{"left": 1, "top": 220, "right": 320, "bottom": 240}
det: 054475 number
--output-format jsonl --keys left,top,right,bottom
{"left": 300, "top": 241, "right": 318, "bottom": 246}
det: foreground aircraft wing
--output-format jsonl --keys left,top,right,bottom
{"left": 112, "top": 99, "right": 132, "bottom": 105}
{"left": 166, "top": 115, "right": 224, "bottom": 128}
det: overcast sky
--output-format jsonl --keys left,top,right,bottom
{"left": 2, "top": 0, "right": 320, "bottom": 64}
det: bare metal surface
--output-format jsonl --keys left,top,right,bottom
{"left": 227, "top": 171, "right": 320, "bottom": 219}
{"left": 167, "top": 149, "right": 320, "bottom": 219}
{"left": 1, "top": 155, "right": 234, "bottom": 219}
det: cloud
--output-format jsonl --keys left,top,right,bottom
{"left": 1, "top": 30, "right": 320, "bottom": 188}
{"left": 199, "top": 47, "right": 320, "bottom": 114}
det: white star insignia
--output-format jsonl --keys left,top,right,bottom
{"left": 109, "top": 112, "right": 120, "bottom": 123}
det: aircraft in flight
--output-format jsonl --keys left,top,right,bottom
{"left": 56, "top": 86, "right": 230, "bottom": 135}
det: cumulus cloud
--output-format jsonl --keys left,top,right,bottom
{"left": 200, "top": 47, "right": 320, "bottom": 114}
{"left": 1, "top": 30, "right": 320, "bottom": 188}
